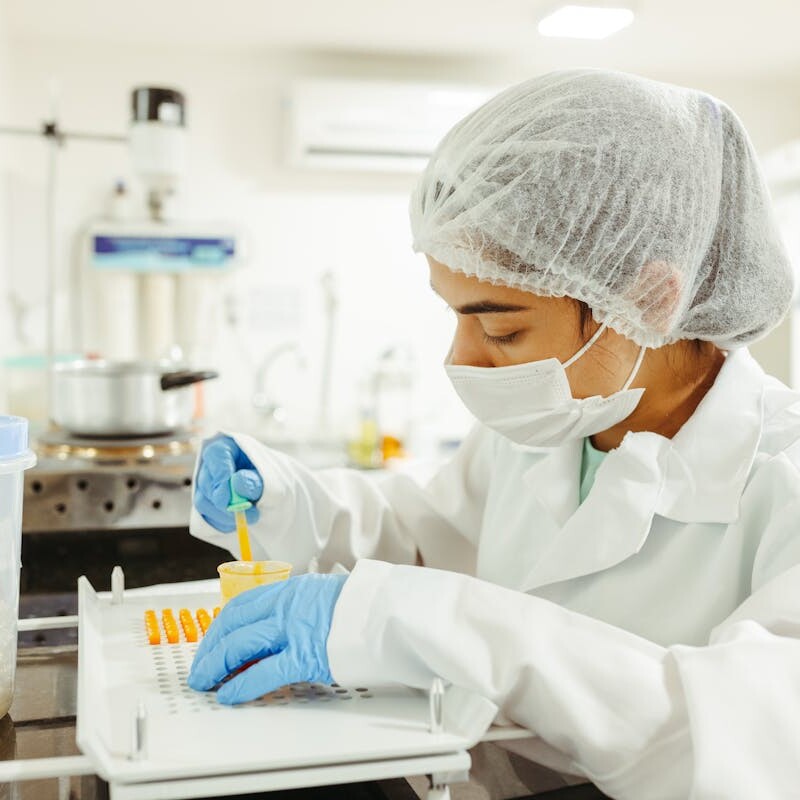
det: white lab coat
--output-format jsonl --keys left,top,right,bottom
{"left": 190, "top": 348, "right": 800, "bottom": 799}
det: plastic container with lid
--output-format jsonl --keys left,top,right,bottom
{"left": 0, "top": 416, "right": 36, "bottom": 718}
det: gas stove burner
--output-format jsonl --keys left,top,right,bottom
{"left": 37, "top": 428, "right": 197, "bottom": 463}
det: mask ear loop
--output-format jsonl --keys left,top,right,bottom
{"left": 563, "top": 319, "right": 647, "bottom": 391}
{"left": 622, "top": 346, "right": 647, "bottom": 390}
{"left": 563, "top": 322, "right": 608, "bottom": 369}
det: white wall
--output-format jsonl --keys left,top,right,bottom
{"left": 692, "top": 75, "right": 800, "bottom": 383}
{"left": 3, "top": 38, "right": 800, "bottom": 445}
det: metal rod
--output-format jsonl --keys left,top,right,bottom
{"left": 0, "top": 126, "right": 43, "bottom": 138}
{"left": 0, "top": 755, "right": 94, "bottom": 783}
{"left": 44, "top": 133, "right": 58, "bottom": 423}
{"left": 55, "top": 130, "right": 128, "bottom": 144}
{"left": 0, "top": 124, "right": 127, "bottom": 144}
{"left": 17, "top": 615, "right": 78, "bottom": 632}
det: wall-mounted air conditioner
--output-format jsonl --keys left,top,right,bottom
{"left": 284, "top": 79, "right": 497, "bottom": 173}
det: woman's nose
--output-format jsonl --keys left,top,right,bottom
{"left": 449, "top": 325, "right": 493, "bottom": 368}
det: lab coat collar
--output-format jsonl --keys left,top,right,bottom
{"left": 652, "top": 347, "right": 764, "bottom": 524}
{"left": 515, "top": 348, "right": 765, "bottom": 591}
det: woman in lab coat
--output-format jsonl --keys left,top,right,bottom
{"left": 188, "top": 70, "right": 800, "bottom": 799}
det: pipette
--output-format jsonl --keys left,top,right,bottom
{"left": 227, "top": 479, "right": 255, "bottom": 564}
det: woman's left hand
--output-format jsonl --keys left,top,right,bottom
{"left": 188, "top": 573, "right": 348, "bottom": 704}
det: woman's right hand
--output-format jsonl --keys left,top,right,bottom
{"left": 194, "top": 436, "right": 264, "bottom": 532}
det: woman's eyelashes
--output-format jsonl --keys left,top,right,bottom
{"left": 482, "top": 330, "right": 521, "bottom": 346}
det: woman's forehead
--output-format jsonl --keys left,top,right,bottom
{"left": 428, "top": 257, "right": 522, "bottom": 299}
{"left": 427, "top": 256, "right": 572, "bottom": 315}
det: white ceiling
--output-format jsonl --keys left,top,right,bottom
{"left": 3, "top": 0, "right": 800, "bottom": 81}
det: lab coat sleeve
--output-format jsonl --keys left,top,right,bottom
{"left": 328, "top": 464, "right": 800, "bottom": 799}
{"left": 189, "top": 425, "right": 493, "bottom": 575}
{"left": 328, "top": 560, "right": 693, "bottom": 799}
{"left": 670, "top": 451, "right": 800, "bottom": 798}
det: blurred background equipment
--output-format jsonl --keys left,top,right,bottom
{"left": 0, "top": 85, "right": 238, "bottom": 634}
{"left": 129, "top": 86, "right": 187, "bottom": 221}
{"left": 50, "top": 360, "right": 217, "bottom": 437}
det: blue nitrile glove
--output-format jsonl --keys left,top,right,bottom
{"left": 194, "top": 436, "right": 264, "bottom": 532}
{"left": 188, "top": 573, "right": 348, "bottom": 704}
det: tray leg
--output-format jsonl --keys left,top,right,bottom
{"left": 426, "top": 765, "right": 469, "bottom": 800}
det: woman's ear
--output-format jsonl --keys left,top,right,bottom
{"left": 628, "top": 261, "right": 684, "bottom": 336}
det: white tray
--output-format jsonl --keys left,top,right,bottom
{"left": 76, "top": 575, "right": 502, "bottom": 792}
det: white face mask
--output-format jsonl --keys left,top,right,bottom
{"left": 445, "top": 323, "right": 646, "bottom": 448}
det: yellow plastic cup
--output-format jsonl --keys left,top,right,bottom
{"left": 217, "top": 560, "right": 292, "bottom": 605}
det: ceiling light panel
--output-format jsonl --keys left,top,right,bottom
{"left": 538, "top": 5, "right": 635, "bottom": 40}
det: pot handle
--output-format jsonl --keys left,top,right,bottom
{"left": 160, "top": 370, "right": 219, "bottom": 391}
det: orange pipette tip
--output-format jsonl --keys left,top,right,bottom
{"left": 161, "top": 608, "right": 180, "bottom": 644}
{"left": 196, "top": 608, "right": 212, "bottom": 635}
{"left": 179, "top": 608, "right": 198, "bottom": 643}
{"left": 144, "top": 609, "right": 161, "bottom": 645}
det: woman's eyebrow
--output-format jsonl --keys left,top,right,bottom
{"left": 429, "top": 283, "right": 529, "bottom": 314}
{"left": 455, "top": 300, "right": 530, "bottom": 315}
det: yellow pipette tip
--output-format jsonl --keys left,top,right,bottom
{"left": 227, "top": 478, "right": 258, "bottom": 566}
{"left": 234, "top": 510, "right": 254, "bottom": 563}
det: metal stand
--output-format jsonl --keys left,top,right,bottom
{"left": 0, "top": 119, "right": 127, "bottom": 416}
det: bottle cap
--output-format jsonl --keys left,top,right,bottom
{"left": 0, "top": 416, "right": 28, "bottom": 459}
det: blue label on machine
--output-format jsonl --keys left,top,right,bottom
{"left": 91, "top": 235, "right": 236, "bottom": 272}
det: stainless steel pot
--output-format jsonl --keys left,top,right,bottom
{"left": 51, "top": 360, "right": 218, "bottom": 437}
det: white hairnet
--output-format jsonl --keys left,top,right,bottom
{"left": 410, "top": 69, "right": 794, "bottom": 349}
